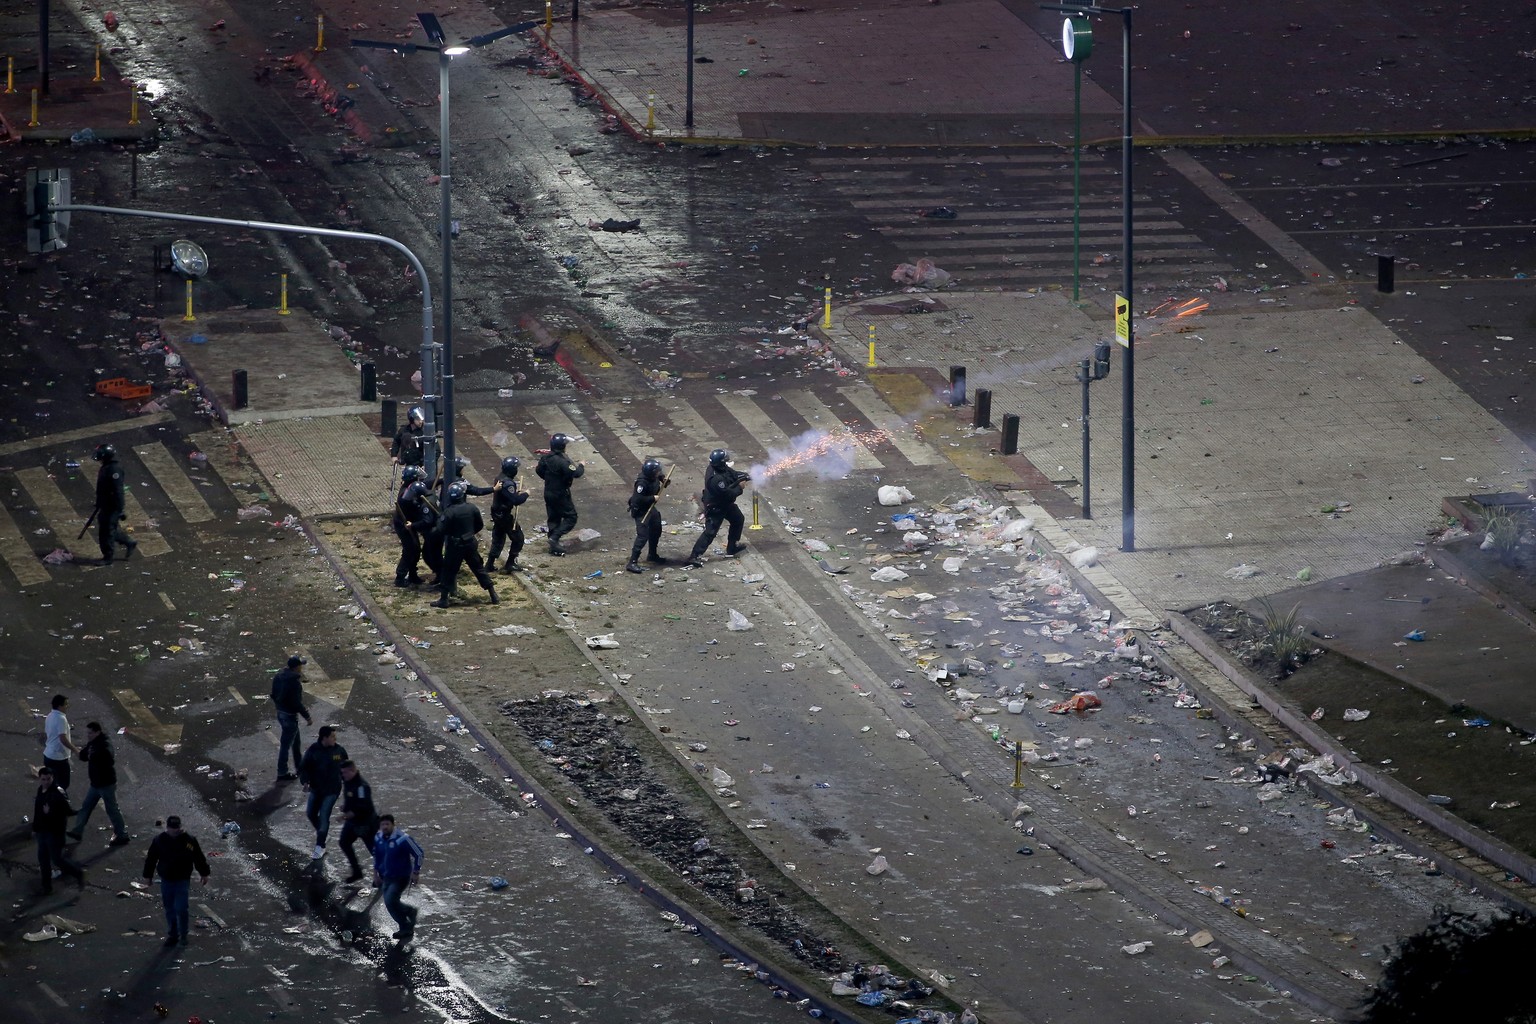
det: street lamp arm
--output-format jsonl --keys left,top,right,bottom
{"left": 352, "top": 39, "right": 433, "bottom": 55}
{"left": 465, "top": 21, "right": 541, "bottom": 47}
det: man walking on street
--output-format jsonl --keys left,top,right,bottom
{"left": 431, "top": 481, "right": 499, "bottom": 608}
{"left": 688, "top": 449, "right": 752, "bottom": 567}
{"left": 43, "top": 693, "right": 77, "bottom": 792}
{"left": 271, "top": 655, "right": 312, "bottom": 782}
{"left": 32, "top": 767, "right": 84, "bottom": 895}
{"left": 338, "top": 761, "right": 379, "bottom": 883}
{"left": 372, "top": 813, "right": 424, "bottom": 944}
{"left": 92, "top": 443, "right": 138, "bottom": 565}
{"left": 626, "top": 458, "right": 671, "bottom": 573}
{"left": 299, "top": 726, "right": 348, "bottom": 860}
{"left": 486, "top": 456, "right": 529, "bottom": 573}
{"left": 536, "top": 433, "right": 585, "bottom": 556}
{"left": 67, "top": 722, "right": 132, "bottom": 847}
{"left": 142, "top": 816, "right": 210, "bottom": 946}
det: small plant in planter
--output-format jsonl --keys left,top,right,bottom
{"left": 1478, "top": 504, "right": 1526, "bottom": 565}
{"left": 1256, "top": 597, "right": 1310, "bottom": 677}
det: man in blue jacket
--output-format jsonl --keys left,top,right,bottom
{"left": 372, "top": 813, "right": 424, "bottom": 943}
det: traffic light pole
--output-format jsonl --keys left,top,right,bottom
{"left": 35, "top": 192, "right": 437, "bottom": 468}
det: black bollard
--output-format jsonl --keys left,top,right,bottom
{"left": 973, "top": 388, "right": 993, "bottom": 429}
{"left": 380, "top": 399, "right": 398, "bottom": 439}
{"left": 232, "top": 369, "right": 248, "bottom": 410}
{"left": 1377, "top": 254, "right": 1394, "bottom": 293}
{"left": 1001, "top": 414, "right": 1020, "bottom": 455}
{"left": 361, "top": 362, "right": 377, "bottom": 402}
{"left": 949, "top": 365, "right": 968, "bottom": 407}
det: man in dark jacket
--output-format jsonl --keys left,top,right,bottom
{"left": 626, "top": 458, "right": 671, "bottom": 573}
{"left": 391, "top": 466, "right": 435, "bottom": 587}
{"left": 535, "top": 433, "right": 585, "bottom": 556}
{"left": 337, "top": 761, "right": 379, "bottom": 883}
{"left": 33, "top": 767, "right": 84, "bottom": 894}
{"left": 142, "top": 815, "right": 210, "bottom": 946}
{"left": 390, "top": 406, "right": 426, "bottom": 467}
{"left": 372, "top": 814, "right": 425, "bottom": 943}
{"left": 299, "top": 726, "right": 348, "bottom": 861}
{"left": 67, "top": 722, "right": 131, "bottom": 846}
{"left": 431, "top": 481, "right": 498, "bottom": 608}
{"left": 688, "top": 449, "right": 752, "bottom": 567}
{"left": 92, "top": 443, "right": 137, "bottom": 564}
{"left": 485, "top": 456, "right": 529, "bottom": 572}
{"left": 270, "top": 655, "right": 312, "bottom": 781}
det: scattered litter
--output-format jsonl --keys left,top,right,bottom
{"left": 1342, "top": 708, "right": 1371, "bottom": 722}
{"left": 1222, "top": 563, "right": 1262, "bottom": 580}
{"left": 866, "top": 855, "right": 890, "bottom": 876}
{"left": 1067, "top": 546, "right": 1098, "bottom": 568}
{"left": 42, "top": 548, "right": 73, "bottom": 565}
{"left": 588, "top": 218, "right": 642, "bottom": 232}
{"left": 710, "top": 767, "right": 734, "bottom": 788}
{"left": 585, "top": 634, "right": 620, "bottom": 650}
{"left": 877, "top": 485, "right": 914, "bottom": 506}
{"left": 727, "top": 609, "right": 754, "bottom": 631}
{"left": 1050, "top": 692, "right": 1102, "bottom": 715}
{"left": 941, "top": 557, "right": 965, "bottom": 573}
{"left": 803, "top": 538, "right": 831, "bottom": 553}
{"left": 491, "top": 624, "right": 539, "bottom": 636}
{"left": 489, "top": 876, "right": 510, "bottom": 890}
{"left": 1121, "top": 941, "right": 1153, "bottom": 956}
{"left": 891, "top": 258, "right": 953, "bottom": 289}
{"left": 871, "top": 566, "right": 910, "bottom": 583}
{"left": 1404, "top": 629, "right": 1427, "bottom": 642}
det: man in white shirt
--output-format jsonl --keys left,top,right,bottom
{"left": 43, "top": 694, "right": 78, "bottom": 792}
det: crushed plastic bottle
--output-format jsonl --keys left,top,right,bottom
{"left": 445, "top": 715, "right": 463, "bottom": 732}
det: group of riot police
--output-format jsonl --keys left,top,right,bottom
{"left": 389, "top": 407, "right": 754, "bottom": 605}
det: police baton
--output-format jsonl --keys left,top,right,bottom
{"left": 77, "top": 506, "right": 100, "bottom": 540}
{"left": 639, "top": 462, "right": 676, "bottom": 522}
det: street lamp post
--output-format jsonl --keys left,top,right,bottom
{"left": 1044, "top": 2, "right": 1135, "bottom": 551}
{"left": 354, "top": 16, "right": 535, "bottom": 488}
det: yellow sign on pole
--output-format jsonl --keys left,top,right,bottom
{"left": 1114, "top": 294, "right": 1130, "bottom": 348}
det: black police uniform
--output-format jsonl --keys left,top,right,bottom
{"left": 392, "top": 480, "right": 441, "bottom": 585}
{"left": 391, "top": 422, "right": 425, "bottom": 466}
{"left": 93, "top": 450, "right": 137, "bottom": 562}
{"left": 486, "top": 471, "right": 529, "bottom": 571}
{"left": 627, "top": 465, "right": 669, "bottom": 570}
{"left": 433, "top": 499, "right": 497, "bottom": 607}
{"left": 689, "top": 462, "right": 750, "bottom": 562}
{"left": 536, "top": 450, "right": 584, "bottom": 553}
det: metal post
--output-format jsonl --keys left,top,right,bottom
{"left": 1079, "top": 358, "right": 1092, "bottom": 520}
{"left": 232, "top": 369, "right": 248, "bottom": 410}
{"left": 1072, "top": 60, "right": 1082, "bottom": 303}
{"left": 436, "top": 49, "right": 454, "bottom": 488}
{"left": 38, "top": 0, "right": 50, "bottom": 97}
{"left": 1118, "top": 7, "right": 1135, "bottom": 552}
{"left": 685, "top": 0, "right": 695, "bottom": 130}
{"left": 949, "top": 365, "right": 967, "bottom": 406}
{"left": 973, "top": 388, "right": 992, "bottom": 429}
{"left": 361, "top": 362, "right": 377, "bottom": 402}
{"left": 1001, "top": 414, "right": 1020, "bottom": 455}
{"left": 1377, "top": 254, "right": 1394, "bottom": 293}
{"left": 381, "top": 398, "right": 398, "bottom": 438}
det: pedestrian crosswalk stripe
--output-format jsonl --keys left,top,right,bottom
{"left": 781, "top": 390, "right": 884, "bottom": 471}
{"left": 133, "top": 443, "right": 215, "bottom": 523}
{"left": 876, "top": 217, "right": 1185, "bottom": 237}
{"left": 837, "top": 386, "right": 944, "bottom": 467}
{"left": 528, "top": 405, "right": 625, "bottom": 492}
{"left": 0, "top": 411, "right": 175, "bottom": 458}
{"left": 0, "top": 502, "right": 50, "bottom": 585}
{"left": 656, "top": 399, "right": 721, "bottom": 456}
{"left": 886, "top": 232, "right": 1206, "bottom": 253}
{"left": 119, "top": 488, "right": 170, "bottom": 557}
{"left": 593, "top": 399, "right": 666, "bottom": 468}
{"left": 713, "top": 392, "right": 788, "bottom": 461}
{"left": 16, "top": 467, "right": 97, "bottom": 562}
{"left": 806, "top": 153, "right": 1076, "bottom": 167}
{"left": 464, "top": 409, "right": 535, "bottom": 465}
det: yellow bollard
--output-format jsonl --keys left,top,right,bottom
{"left": 5, "top": 56, "right": 13, "bottom": 94}
{"left": 278, "top": 273, "right": 292, "bottom": 316}
{"left": 645, "top": 91, "right": 655, "bottom": 133}
{"left": 183, "top": 280, "right": 196, "bottom": 323}
{"left": 545, "top": 0, "right": 553, "bottom": 31}
{"left": 28, "top": 87, "right": 39, "bottom": 127}
{"left": 749, "top": 491, "right": 763, "bottom": 530}
{"left": 93, "top": 45, "right": 103, "bottom": 83}
{"left": 866, "top": 324, "right": 876, "bottom": 368}
{"left": 822, "top": 287, "right": 832, "bottom": 329}
{"left": 315, "top": 14, "right": 327, "bottom": 52}
{"left": 1012, "top": 741, "right": 1025, "bottom": 789}
{"left": 128, "top": 82, "right": 140, "bottom": 126}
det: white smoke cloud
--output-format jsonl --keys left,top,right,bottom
{"left": 749, "top": 428, "right": 859, "bottom": 486}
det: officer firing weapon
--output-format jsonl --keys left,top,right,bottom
{"left": 77, "top": 506, "right": 99, "bottom": 540}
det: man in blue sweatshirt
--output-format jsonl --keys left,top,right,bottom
{"left": 372, "top": 813, "right": 425, "bottom": 943}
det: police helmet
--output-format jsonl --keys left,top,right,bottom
{"left": 501, "top": 456, "right": 521, "bottom": 476}
{"left": 446, "top": 481, "right": 469, "bottom": 505}
{"left": 407, "top": 406, "right": 425, "bottom": 425}
{"left": 92, "top": 443, "right": 116, "bottom": 462}
{"left": 401, "top": 466, "right": 425, "bottom": 483}
{"left": 709, "top": 448, "right": 731, "bottom": 468}
{"left": 642, "top": 457, "right": 663, "bottom": 478}
{"left": 454, "top": 455, "right": 470, "bottom": 478}
{"left": 549, "top": 433, "right": 570, "bottom": 452}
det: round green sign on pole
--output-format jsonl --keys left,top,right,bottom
{"left": 1062, "top": 16, "right": 1093, "bottom": 62}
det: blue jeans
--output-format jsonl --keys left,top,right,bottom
{"left": 379, "top": 877, "right": 416, "bottom": 933}
{"left": 160, "top": 878, "right": 190, "bottom": 939}
{"left": 306, "top": 791, "right": 339, "bottom": 847}
{"left": 72, "top": 782, "right": 128, "bottom": 840}
{"left": 276, "top": 711, "right": 302, "bottom": 775}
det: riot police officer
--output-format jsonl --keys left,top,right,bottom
{"left": 452, "top": 456, "right": 494, "bottom": 498}
{"left": 392, "top": 466, "right": 440, "bottom": 587}
{"left": 431, "top": 482, "right": 498, "bottom": 608}
{"left": 486, "top": 456, "right": 529, "bottom": 573}
{"left": 535, "top": 433, "right": 585, "bottom": 556}
{"left": 625, "top": 458, "right": 670, "bottom": 573}
{"left": 390, "top": 407, "right": 426, "bottom": 467}
{"left": 687, "top": 449, "right": 751, "bottom": 567}
{"left": 92, "top": 444, "right": 137, "bottom": 565}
